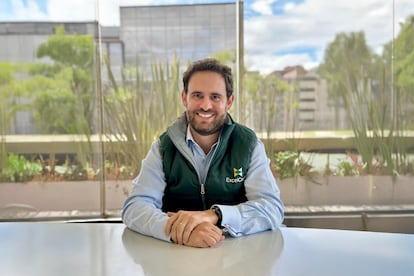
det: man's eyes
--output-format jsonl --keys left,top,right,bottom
{"left": 191, "top": 93, "right": 221, "bottom": 101}
{"left": 193, "top": 93, "right": 203, "bottom": 99}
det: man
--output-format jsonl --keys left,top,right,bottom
{"left": 122, "top": 58, "right": 284, "bottom": 248}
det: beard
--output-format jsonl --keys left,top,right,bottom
{"left": 187, "top": 110, "right": 227, "bottom": 136}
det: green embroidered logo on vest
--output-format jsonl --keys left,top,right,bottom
{"left": 226, "top": 167, "right": 245, "bottom": 183}
{"left": 233, "top": 167, "right": 243, "bottom": 177}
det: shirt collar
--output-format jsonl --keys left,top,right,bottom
{"left": 185, "top": 125, "right": 221, "bottom": 153}
{"left": 186, "top": 126, "right": 194, "bottom": 145}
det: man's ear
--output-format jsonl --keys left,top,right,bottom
{"left": 181, "top": 90, "right": 187, "bottom": 107}
{"left": 226, "top": 94, "right": 235, "bottom": 110}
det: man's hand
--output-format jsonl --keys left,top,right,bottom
{"left": 165, "top": 210, "right": 219, "bottom": 245}
{"left": 184, "top": 222, "right": 225, "bottom": 248}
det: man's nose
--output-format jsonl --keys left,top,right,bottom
{"left": 199, "top": 97, "right": 212, "bottom": 110}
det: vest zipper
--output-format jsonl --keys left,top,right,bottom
{"left": 200, "top": 183, "right": 207, "bottom": 210}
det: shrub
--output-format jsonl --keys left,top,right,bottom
{"left": 1, "top": 154, "right": 42, "bottom": 182}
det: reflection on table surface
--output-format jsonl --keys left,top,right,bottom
{"left": 0, "top": 222, "right": 413, "bottom": 276}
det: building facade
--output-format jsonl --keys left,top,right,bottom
{"left": 286, "top": 68, "right": 347, "bottom": 131}
{"left": 120, "top": 3, "right": 237, "bottom": 73}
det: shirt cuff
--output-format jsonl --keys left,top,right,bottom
{"left": 214, "top": 204, "right": 242, "bottom": 237}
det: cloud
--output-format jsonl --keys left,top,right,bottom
{"left": 251, "top": 0, "right": 277, "bottom": 15}
{"left": 244, "top": 0, "right": 414, "bottom": 73}
{"left": 3, "top": 0, "right": 47, "bottom": 20}
{"left": 47, "top": 0, "right": 96, "bottom": 22}
{"left": 245, "top": 52, "right": 319, "bottom": 75}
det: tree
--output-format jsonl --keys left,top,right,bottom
{"left": 0, "top": 63, "right": 32, "bottom": 177}
{"left": 393, "top": 16, "right": 414, "bottom": 129}
{"left": 0, "top": 63, "right": 14, "bottom": 136}
{"left": 31, "top": 69, "right": 78, "bottom": 133}
{"left": 318, "top": 32, "right": 374, "bottom": 129}
{"left": 35, "top": 25, "right": 96, "bottom": 135}
{"left": 0, "top": 62, "right": 14, "bottom": 174}
{"left": 318, "top": 30, "right": 409, "bottom": 175}
{"left": 244, "top": 71, "right": 291, "bottom": 132}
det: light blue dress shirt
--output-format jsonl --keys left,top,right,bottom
{"left": 122, "top": 127, "right": 284, "bottom": 242}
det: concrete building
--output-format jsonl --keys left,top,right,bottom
{"left": 0, "top": 22, "right": 97, "bottom": 63}
{"left": 285, "top": 67, "right": 348, "bottom": 131}
{"left": 297, "top": 70, "right": 344, "bottom": 130}
{"left": 246, "top": 66, "right": 348, "bottom": 133}
{"left": 119, "top": 3, "right": 237, "bottom": 73}
{"left": 0, "top": 21, "right": 123, "bottom": 79}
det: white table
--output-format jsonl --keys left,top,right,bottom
{"left": 0, "top": 222, "right": 413, "bottom": 276}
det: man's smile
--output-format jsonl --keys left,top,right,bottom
{"left": 197, "top": 112, "right": 214, "bottom": 119}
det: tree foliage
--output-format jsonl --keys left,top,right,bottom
{"left": 392, "top": 16, "right": 414, "bottom": 130}
{"left": 317, "top": 17, "right": 414, "bottom": 175}
{"left": 244, "top": 71, "right": 290, "bottom": 132}
{"left": 34, "top": 25, "right": 96, "bottom": 135}
{"left": 31, "top": 70, "right": 78, "bottom": 133}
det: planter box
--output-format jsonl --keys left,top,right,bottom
{"left": 279, "top": 175, "right": 414, "bottom": 206}
{"left": 279, "top": 175, "right": 414, "bottom": 234}
{"left": 0, "top": 180, "right": 132, "bottom": 216}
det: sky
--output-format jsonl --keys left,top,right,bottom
{"left": 0, "top": 0, "right": 413, "bottom": 74}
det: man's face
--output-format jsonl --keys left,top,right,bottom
{"left": 182, "top": 71, "right": 234, "bottom": 136}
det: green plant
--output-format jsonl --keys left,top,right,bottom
{"left": 335, "top": 159, "right": 359, "bottom": 176}
{"left": 272, "top": 151, "right": 315, "bottom": 180}
{"left": 1, "top": 154, "right": 42, "bottom": 182}
{"left": 103, "top": 55, "right": 182, "bottom": 174}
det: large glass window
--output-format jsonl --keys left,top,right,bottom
{"left": 0, "top": 0, "right": 238, "bottom": 221}
{"left": 0, "top": 1, "right": 413, "bottom": 232}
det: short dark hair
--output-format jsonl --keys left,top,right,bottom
{"left": 182, "top": 58, "right": 233, "bottom": 98}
